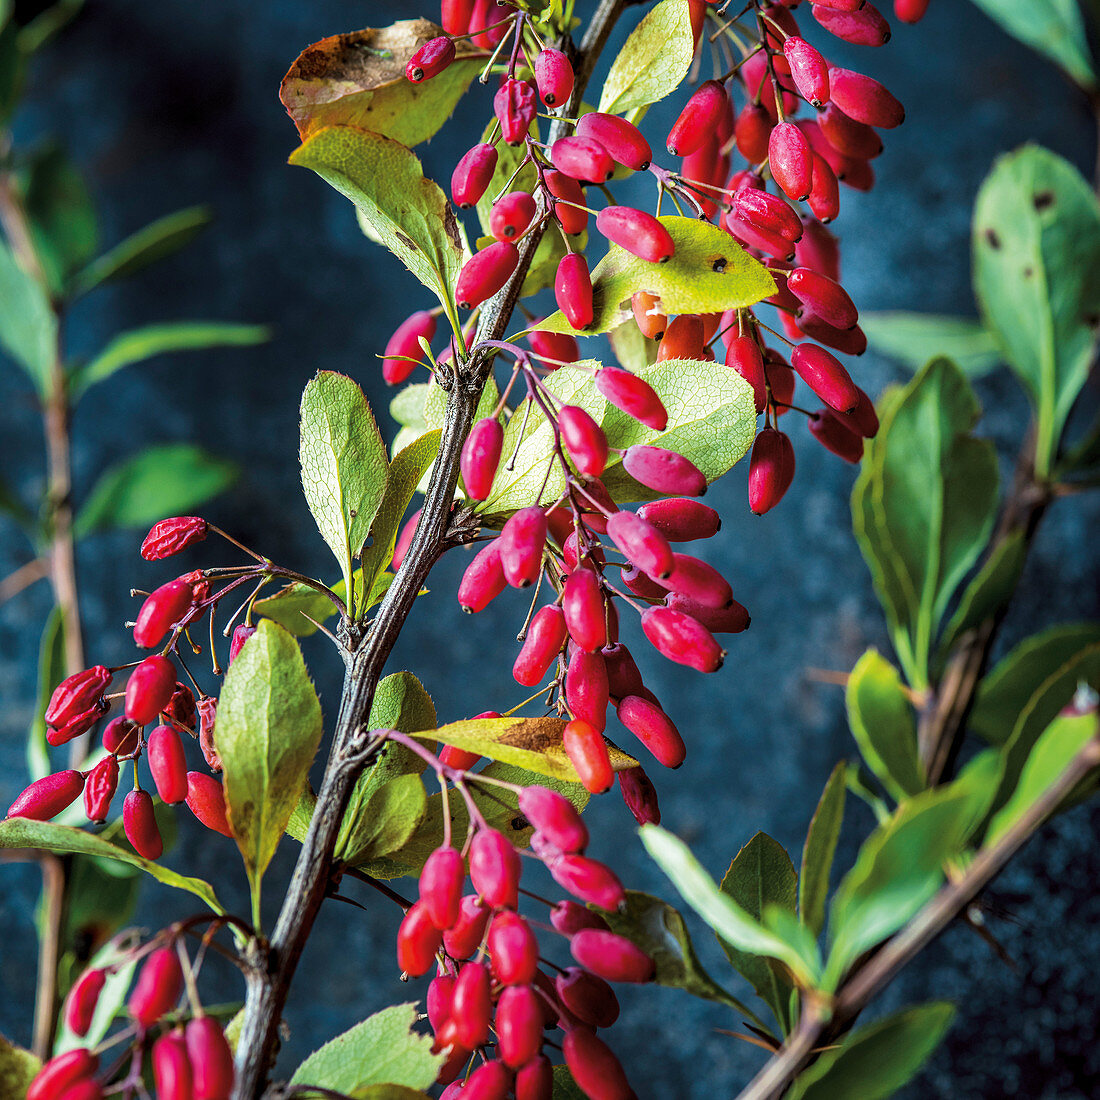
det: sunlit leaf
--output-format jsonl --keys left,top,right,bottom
{"left": 598, "top": 0, "right": 695, "bottom": 114}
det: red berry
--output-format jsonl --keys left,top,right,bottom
{"left": 556, "top": 968, "right": 620, "bottom": 1028}
{"left": 383, "top": 310, "right": 436, "bottom": 385}
{"left": 545, "top": 171, "right": 588, "bottom": 235}
{"left": 725, "top": 215, "right": 796, "bottom": 262}
{"left": 769, "top": 122, "right": 813, "bottom": 201}
{"left": 558, "top": 405, "right": 608, "bottom": 477}
{"left": 630, "top": 291, "right": 666, "bottom": 339}
{"left": 813, "top": 1, "right": 892, "bottom": 45}
{"left": 808, "top": 153, "right": 841, "bottom": 222}
{"left": 619, "top": 765, "right": 661, "bottom": 825}
{"left": 420, "top": 846, "right": 466, "bottom": 930}
{"left": 667, "top": 80, "right": 727, "bottom": 156}
{"left": 791, "top": 342, "right": 859, "bottom": 412}
{"left": 518, "top": 786, "right": 588, "bottom": 853}
{"left": 147, "top": 725, "right": 189, "bottom": 804}
{"left": 443, "top": 895, "right": 491, "bottom": 958}
{"left": 637, "top": 498, "right": 721, "bottom": 542}
{"left": 563, "top": 1028, "right": 633, "bottom": 1100}
{"left": 102, "top": 716, "right": 139, "bottom": 754}
{"left": 616, "top": 695, "right": 686, "bottom": 768}
{"left": 513, "top": 605, "right": 569, "bottom": 687}
{"left": 797, "top": 311, "right": 868, "bottom": 355}
{"left": 549, "top": 853, "right": 625, "bottom": 910}
{"left": 748, "top": 427, "right": 796, "bottom": 514}
{"left": 141, "top": 516, "right": 208, "bottom": 560}
{"left": 605, "top": 510, "right": 674, "bottom": 579}
{"left": 186, "top": 1015, "right": 235, "bottom": 1100}
{"left": 839, "top": 386, "right": 880, "bottom": 437}
{"left": 461, "top": 417, "right": 504, "bottom": 501}
{"left": 125, "top": 656, "right": 177, "bottom": 726}
{"left": 153, "top": 1031, "right": 193, "bottom": 1100}
{"left": 665, "top": 592, "right": 751, "bottom": 634}
{"left": 452, "top": 959, "right": 493, "bottom": 1048}
{"left": 7, "top": 769, "right": 85, "bottom": 820}
{"left": 534, "top": 47, "right": 574, "bottom": 106}
{"left": 734, "top": 102, "right": 774, "bottom": 163}
{"left": 601, "top": 642, "right": 646, "bottom": 700}
{"left": 783, "top": 37, "right": 830, "bottom": 107}
{"left": 130, "top": 946, "right": 182, "bottom": 1028}
{"left": 594, "top": 367, "right": 667, "bottom": 430}
{"left": 464, "top": 1060, "right": 513, "bottom": 1100}
{"left": 458, "top": 540, "right": 508, "bottom": 612}
{"left": 722, "top": 336, "right": 767, "bottom": 414}
{"left": 570, "top": 929, "right": 655, "bottom": 983}
{"left": 499, "top": 507, "right": 548, "bottom": 588}
{"left": 27, "top": 1049, "right": 99, "bottom": 1100}
{"left": 406, "top": 35, "right": 456, "bottom": 82}
{"left": 640, "top": 605, "right": 725, "bottom": 672}
{"left": 562, "top": 717, "right": 613, "bottom": 793}
{"left": 516, "top": 1054, "right": 554, "bottom": 1100}
{"left": 657, "top": 314, "right": 706, "bottom": 362}
{"left": 452, "top": 143, "right": 498, "bottom": 208}
{"left": 495, "top": 78, "right": 538, "bottom": 144}
{"left": 894, "top": 0, "right": 930, "bottom": 23}
{"left": 565, "top": 649, "right": 609, "bottom": 732}
{"left": 731, "top": 188, "right": 802, "bottom": 243}
{"left": 457, "top": 241, "right": 519, "bottom": 310}
{"left": 622, "top": 445, "right": 707, "bottom": 496}
{"left": 575, "top": 112, "right": 651, "bottom": 171}
{"left": 550, "top": 900, "right": 610, "bottom": 936}
{"left": 818, "top": 103, "right": 883, "bottom": 160}
{"left": 228, "top": 623, "right": 256, "bottom": 664}
{"left": 427, "top": 973, "right": 456, "bottom": 1031}
{"left": 441, "top": 0, "right": 475, "bottom": 34}
{"left": 658, "top": 552, "right": 733, "bottom": 609}
{"left": 526, "top": 326, "right": 580, "bottom": 365}
{"left": 45, "top": 665, "right": 111, "bottom": 728}
{"left": 562, "top": 569, "right": 607, "bottom": 653}
{"left": 469, "top": 828, "right": 521, "bottom": 908}
{"left": 123, "top": 789, "right": 162, "bottom": 860}
{"left": 488, "top": 910, "right": 539, "bottom": 985}
{"left": 397, "top": 900, "right": 443, "bottom": 977}
{"left": 787, "top": 268, "right": 858, "bottom": 329}
{"left": 809, "top": 406, "right": 866, "bottom": 463}
{"left": 83, "top": 755, "right": 119, "bottom": 823}
{"left": 829, "top": 66, "right": 904, "bottom": 128}
{"left": 550, "top": 135, "right": 613, "bottom": 184}
{"left": 185, "top": 772, "right": 233, "bottom": 837}
{"left": 496, "top": 985, "right": 543, "bottom": 1067}
{"left": 490, "top": 190, "right": 537, "bottom": 241}
{"left": 596, "top": 207, "right": 674, "bottom": 263}
{"left": 65, "top": 968, "right": 106, "bottom": 1038}
{"left": 554, "top": 252, "right": 594, "bottom": 330}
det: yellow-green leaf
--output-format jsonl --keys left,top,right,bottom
{"left": 0, "top": 1034, "right": 38, "bottom": 1099}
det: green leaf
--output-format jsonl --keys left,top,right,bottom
{"left": 799, "top": 762, "right": 847, "bottom": 939}
{"left": 609, "top": 320, "right": 658, "bottom": 373}
{"left": 968, "top": 0, "right": 1096, "bottom": 89}
{"left": 846, "top": 649, "right": 924, "bottom": 802}
{"left": 602, "top": 890, "right": 766, "bottom": 1025}
{"left": 535, "top": 217, "right": 774, "bottom": 336}
{"left": 360, "top": 762, "right": 587, "bottom": 880}
{"left": 290, "top": 127, "right": 466, "bottom": 314}
{"left": 430, "top": 715, "right": 638, "bottom": 784}
{"left": 253, "top": 579, "right": 341, "bottom": 638}
{"left": 281, "top": 20, "right": 483, "bottom": 147}
{"left": 599, "top": 356, "right": 757, "bottom": 503}
{"left": 970, "top": 623, "right": 1100, "bottom": 745}
{"left": 985, "top": 712, "right": 1099, "bottom": 847}
{"left": 289, "top": 1003, "right": 442, "bottom": 1093}
{"left": 717, "top": 833, "right": 799, "bottom": 1032}
{"left": 825, "top": 786, "right": 979, "bottom": 986}
{"left": 21, "top": 144, "right": 97, "bottom": 296}
{"left": 28, "top": 607, "right": 64, "bottom": 780}
{"left": 852, "top": 359, "right": 999, "bottom": 689}
{"left": 71, "top": 322, "right": 269, "bottom": 399}
{"left": 0, "top": 1034, "right": 38, "bottom": 1099}
{"left": 640, "top": 825, "right": 821, "bottom": 987}
{"left": 348, "top": 1088, "right": 432, "bottom": 1100}
{"left": 53, "top": 939, "right": 137, "bottom": 1055}
{"left": 936, "top": 530, "right": 1026, "bottom": 663}
{"left": 75, "top": 443, "right": 236, "bottom": 536}
{"left": 0, "top": 235, "right": 56, "bottom": 396}
{"left": 16, "top": 0, "right": 82, "bottom": 54}
{"left": 69, "top": 206, "right": 212, "bottom": 298}
{"left": 218, "top": 620, "right": 324, "bottom": 902}
{"left": 390, "top": 384, "right": 430, "bottom": 434}
{"left": 0, "top": 818, "right": 223, "bottom": 912}
{"left": 299, "top": 371, "right": 389, "bottom": 599}
{"left": 358, "top": 429, "right": 442, "bottom": 609}
{"left": 0, "top": 473, "right": 33, "bottom": 532}
{"left": 553, "top": 1064, "right": 587, "bottom": 1100}
{"left": 973, "top": 145, "right": 1100, "bottom": 474}
{"left": 337, "top": 774, "right": 427, "bottom": 867}
{"left": 786, "top": 1002, "right": 955, "bottom": 1100}
{"left": 598, "top": 0, "right": 695, "bottom": 114}
{"left": 424, "top": 375, "right": 500, "bottom": 434}
{"left": 861, "top": 312, "right": 1001, "bottom": 378}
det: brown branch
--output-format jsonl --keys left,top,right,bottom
{"left": 230, "top": 5, "right": 629, "bottom": 1096}
{"left": 0, "top": 557, "right": 49, "bottom": 604}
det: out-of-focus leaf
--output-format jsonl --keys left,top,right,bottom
{"left": 299, "top": 370, "right": 389, "bottom": 599}
{"left": 0, "top": 1034, "right": 38, "bottom": 1098}
{"left": 16, "top": 0, "right": 82, "bottom": 53}
{"left": 0, "top": 818, "right": 223, "bottom": 911}
{"left": 28, "top": 607, "right": 64, "bottom": 780}
{"left": 786, "top": 1002, "right": 956, "bottom": 1100}
{"left": 641, "top": 825, "right": 821, "bottom": 987}
{"left": 968, "top": 0, "right": 1096, "bottom": 89}
{"left": 218, "top": 620, "right": 324, "bottom": 901}
{"left": 718, "top": 833, "right": 798, "bottom": 1031}
{"left": 799, "top": 762, "right": 847, "bottom": 939}
{"left": 290, "top": 127, "right": 466, "bottom": 313}
{"left": 973, "top": 145, "right": 1100, "bottom": 473}
{"left": 0, "top": 474, "right": 33, "bottom": 532}
{"left": 536, "top": 217, "right": 774, "bottom": 336}
{"left": 603, "top": 891, "right": 765, "bottom": 1024}
{"left": 281, "top": 20, "right": 483, "bottom": 146}
{"left": 609, "top": 319, "right": 658, "bottom": 373}
{"left": 74, "top": 444, "right": 236, "bottom": 536}
{"left": 598, "top": 0, "right": 694, "bottom": 114}
{"left": 71, "top": 322, "right": 269, "bottom": 399}
{"left": 0, "top": 235, "right": 55, "bottom": 395}
{"left": 861, "top": 312, "right": 1001, "bottom": 378}
{"left": 53, "top": 938, "right": 137, "bottom": 1054}
{"left": 846, "top": 649, "right": 924, "bottom": 802}
{"left": 69, "top": 206, "right": 212, "bottom": 298}
{"left": 289, "top": 1003, "right": 442, "bottom": 1093}
{"left": 553, "top": 1064, "right": 587, "bottom": 1100}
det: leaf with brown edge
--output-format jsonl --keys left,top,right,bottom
{"left": 427, "top": 716, "right": 637, "bottom": 783}
{"left": 281, "top": 20, "right": 485, "bottom": 146}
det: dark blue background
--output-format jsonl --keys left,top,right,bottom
{"left": 2, "top": 2, "right": 1099, "bottom": 1096}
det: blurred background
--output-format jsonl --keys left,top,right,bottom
{"left": 1, "top": 1, "right": 1098, "bottom": 1096}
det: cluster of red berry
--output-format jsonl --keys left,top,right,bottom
{"left": 29, "top": 935, "right": 234, "bottom": 1100}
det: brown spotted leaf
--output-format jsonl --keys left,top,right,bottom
{"left": 281, "top": 20, "right": 485, "bottom": 146}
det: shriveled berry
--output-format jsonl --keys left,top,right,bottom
{"left": 27, "top": 1049, "right": 99, "bottom": 1100}
{"left": 452, "top": 959, "right": 493, "bottom": 1048}
{"left": 545, "top": 171, "right": 588, "bottom": 235}
{"left": 565, "top": 649, "right": 609, "bottom": 732}
{"left": 769, "top": 122, "right": 814, "bottom": 201}
{"left": 554, "top": 252, "right": 594, "bottom": 330}
{"left": 513, "top": 605, "right": 569, "bottom": 687}
{"left": 667, "top": 80, "right": 726, "bottom": 156}
{"left": 748, "top": 427, "right": 796, "bottom": 514}
{"left": 496, "top": 985, "right": 544, "bottom": 1067}
{"left": 534, "top": 47, "right": 574, "bottom": 106}
{"left": 596, "top": 207, "right": 674, "bottom": 263}
{"left": 622, "top": 445, "right": 707, "bottom": 496}
{"left": 519, "top": 786, "right": 588, "bottom": 852}
{"left": 575, "top": 112, "right": 651, "bottom": 171}
{"left": 490, "top": 191, "right": 537, "bottom": 241}
{"left": 616, "top": 695, "right": 686, "bottom": 768}
{"left": 65, "top": 967, "right": 106, "bottom": 1038}
{"left": 186, "top": 1014, "right": 235, "bottom": 1100}
{"left": 594, "top": 367, "right": 667, "bottom": 430}
{"left": 83, "top": 755, "right": 119, "bottom": 823}
{"left": 45, "top": 666, "right": 111, "bottom": 728}
{"left": 186, "top": 772, "right": 233, "bottom": 836}
{"left": 164, "top": 683, "right": 196, "bottom": 731}
{"left": 563, "top": 1028, "right": 633, "bottom": 1100}
{"left": 562, "top": 717, "right": 613, "bottom": 793}
{"left": 420, "top": 846, "right": 466, "bottom": 930}
{"left": 443, "top": 895, "right": 491, "bottom": 958}
{"left": 556, "top": 968, "right": 620, "bottom": 1028}
{"left": 631, "top": 291, "right": 666, "bottom": 339}
{"left": 153, "top": 1031, "right": 193, "bottom": 1100}
{"left": 458, "top": 540, "right": 507, "bottom": 612}
{"left": 452, "top": 143, "right": 498, "bottom": 208}
{"left": 469, "top": 828, "right": 521, "bottom": 908}
{"left": 640, "top": 605, "right": 725, "bottom": 672}
{"left": 558, "top": 405, "right": 608, "bottom": 476}
{"left": 499, "top": 507, "right": 548, "bottom": 588}
{"left": 550, "top": 135, "right": 613, "bottom": 183}
{"left": 619, "top": 765, "right": 661, "bottom": 825}
{"left": 495, "top": 78, "right": 538, "bottom": 144}
{"left": 383, "top": 310, "right": 436, "bottom": 385}
{"left": 7, "top": 770, "right": 85, "bottom": 820}
{"left": 461, "top": 417, "right": 504, "bottom": 501}
{"left": 129, "top": 946, "right": 183, "bottom": 1029}
{"left": 456, "top": 242, "right": 519, "bottom": 310}
{"left": 141, "top": 516, "right": 208, "bottom": 560}
{"left": 550, "top": 853, "right": 625, "bottom": 910}
{"left": 397, "top": 900, "right": 443, "bottom": 977}
{"left": 571, "top": 929, "right": 656, "bottom": 983}
{"left": 829, "top": 66, "right": 904, "bottom": 128}
{"left": 124, "top": 789, "right": 162, "bottom": 860}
